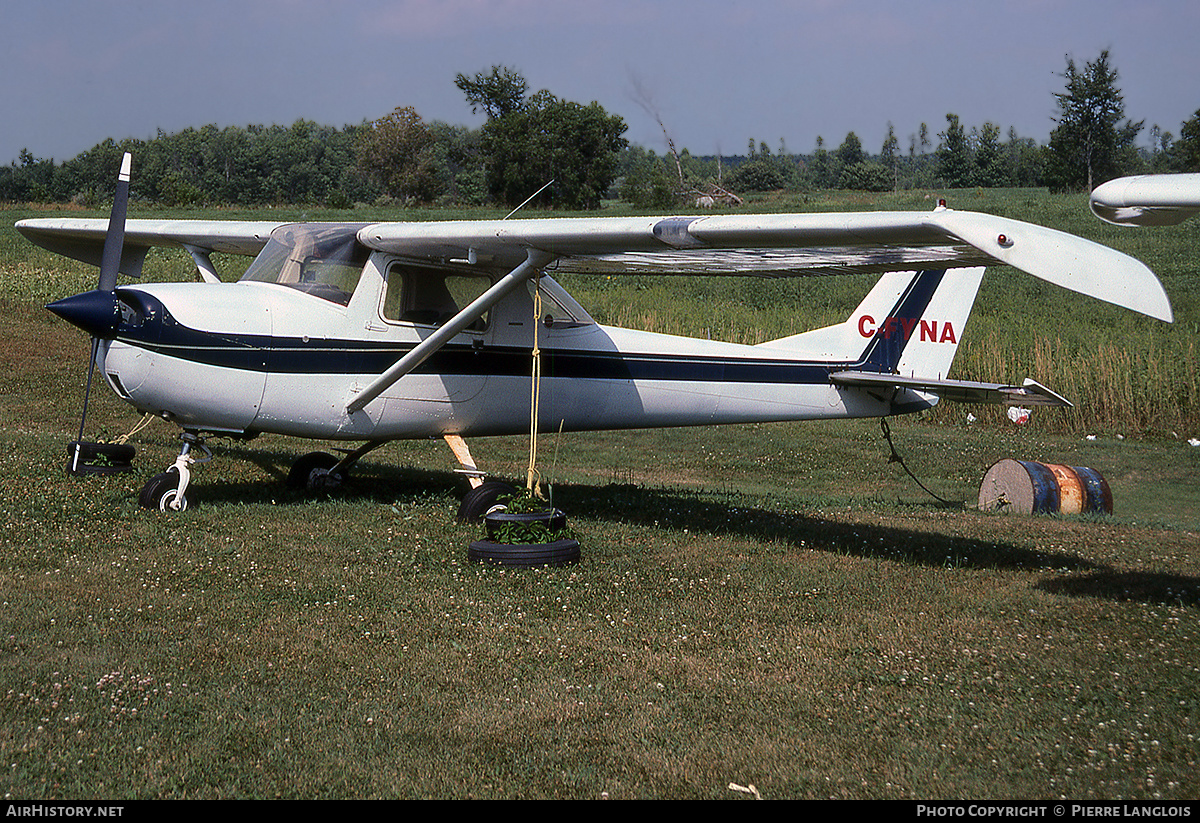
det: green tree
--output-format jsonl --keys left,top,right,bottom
{"left": 476, "top": 84, "right": 627, "bottom": 210}
{"left": 0, "top": 149, "right": 58, "bottom": 202}
{"left": 729, "top": 137, "right": 797, "bottom": 192}
{"left": 972, "top": 122, "right": 1009, "bottom": 187}
{"left": 1005, "top": 127, "right": 1045, "bottom": 187}
{"left": 881, "top": 122, "right": 900, "bottom": 190}
{"left": 355, "top": 106, "right": 444, "bottom": 203}
{"left": 1046, "top": 50, "right": 1143, "bottom": 191}
{"left": 455, "top": 66, "right": 528, "bottom": 120}
{"left": 808, "top": 136, "right": 836, "bottom": 189}
{"left": 937, "top": 113, "right": 974, "bottom": 188}
{"left": 1173, "top": 109, "right": 1200, "bottom": 171}
{"left": 428, "top": 121, "right": 487, "bottom": 205}
{"left": 730, "top": 156, "right": 788, "bottom": 192}
{"left": 838, "top": 161, "right": 892, "bottom": 191}
{"left": 619, "top": 146, "right": 677, "bottom": 208}
{"left": 835, "top": 132, "right": 865, "bottom": 168}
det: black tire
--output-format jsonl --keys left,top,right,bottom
{"left": 139, "top": 469, "right": 189, "bottom": 512}
{"left": 467, "top": 538, "right": 580, "bottom": 567}
{"left": 66, "top": 440, "right": 135, "bottom": 476}
{"left": 287, "top": 451, "right": 343, "bottom": 492}
{"left": 456, "top": 480, "right": 518, "bottom": 523}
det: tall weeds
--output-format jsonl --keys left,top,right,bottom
{"left": 943, "top": 329, "right": 1199, "bottom": 437}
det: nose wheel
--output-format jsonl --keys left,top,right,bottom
{"left": 138, "top": 433, "right": 211, "bottom": 511}
{"left": 139, "top": 468, "right": 189, "bottom": 511}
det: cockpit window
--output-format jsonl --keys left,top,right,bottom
{"left": 382, "top": 264, "right": 492, "bottom": 330}
{"left": 239, "top": 223, "right": 370, "bottom": 305}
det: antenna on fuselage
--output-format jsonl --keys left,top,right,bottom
{"left": 504, "top": 179, "right": 555, "bottom": 220}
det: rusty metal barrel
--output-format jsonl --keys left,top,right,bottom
{"left": 978, "top": 459, "right": 1113, "bottom": 515}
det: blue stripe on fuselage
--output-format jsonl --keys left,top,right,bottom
{"left": 111, "top": 270, "right": 948, "bottom": 386}
{"left": 117, "top": 331, "right": 843, "bottom": 386}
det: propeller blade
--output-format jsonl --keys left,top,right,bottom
{"left": 97, "top": 152, "right": 131, "bottom": 293}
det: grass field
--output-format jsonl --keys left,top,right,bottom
{"left": 1, "top": 192, "right": 1198, "bottom": 799}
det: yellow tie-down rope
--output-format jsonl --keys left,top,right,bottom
{"left": 114, "top": 412, "right": 155, "bottom": 444}
{"left": 526, "top": 277, "right": 545, "bottom": 499}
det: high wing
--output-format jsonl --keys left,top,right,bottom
{"left": 359, "top": 206, "right": 1173, "bottom": 322}
{"left": 1090, "top": 173, "right": 1200, "bottom": 226}
{"left": 17, "top": 218, "right": 283, "bottom": 281}
{"left": 19, "top": 208, "right": 1173, "bottom": 322}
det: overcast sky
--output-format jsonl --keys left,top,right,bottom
{"left": 4, "top": 0, "right": 1198, "bottom": 166}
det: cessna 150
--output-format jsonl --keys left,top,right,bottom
{"left": 18, "top": 154, "right": 1174, "bottom": 513}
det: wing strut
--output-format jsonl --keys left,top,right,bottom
{"left": 346, "top": 249, "right": 555, "bottom": 414}
{"left": 183, "top": 244, "right": 220, "bottom": 283}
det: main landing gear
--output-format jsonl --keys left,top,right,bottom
{"left": 285, "top": 440, "right": 388, "bottom": 494}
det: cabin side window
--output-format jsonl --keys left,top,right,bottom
{"left": 382, "top": 265, "right": 492, "bottom": 331}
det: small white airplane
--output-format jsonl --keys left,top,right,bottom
{"left": 18, "top": 154, "right": 1174, "bottom": 514}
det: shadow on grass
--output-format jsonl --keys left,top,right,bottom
{"left": 178, "top": 446, "right": 471, "bottom": 507}
{"left": 195, "top": 458, "right": 1081, "bottom": 568}
{"left": 552, "top": 482, "right": 1096, "bottom": 572}
{"left": 560, "top": 483, "right": 1200, "bottom": 609}
{"left": 1035, "top": 572, "right": 1200, "bottom": 608}
{"left": 185, "top": 456, "right": 1200, "bottom": 610}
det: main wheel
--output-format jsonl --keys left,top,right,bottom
{"left": 139, "top": 469, "right": 189, "bottom": 512}
{"left": 457, "top": 480, "right": 518, "bottom": 523}
{"left": 287, "top": 451, "right": 344, "bottom": 493}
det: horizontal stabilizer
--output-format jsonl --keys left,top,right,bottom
{"left": 830, "top": 372, "right": 1072, "bottom": 407}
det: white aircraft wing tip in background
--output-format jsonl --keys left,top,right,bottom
{"left": 1090, "top": 173, "right": 1200, "bottom": 227}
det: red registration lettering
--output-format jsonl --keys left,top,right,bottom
{"left": 860, "top": 316, "right": 957, "bottom": 343}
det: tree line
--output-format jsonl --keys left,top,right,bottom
{"left": 3, "top": 53, "right": 1198, "bottom": 211}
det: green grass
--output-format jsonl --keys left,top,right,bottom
{"left": 1, "top": 192, "right": 1199, "bottom": 799}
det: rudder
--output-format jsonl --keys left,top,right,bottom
{"left": 759, "top": 267, "right": 984, "bottom": 377}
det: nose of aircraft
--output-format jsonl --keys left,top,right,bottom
{"left": 46, "top": 290, "right": 123, "bottom": 338}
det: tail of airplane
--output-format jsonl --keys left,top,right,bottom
{"left": 758, "top": 267, "right": 1070, "bottom": 407}
{"left": 758, "top": 266, "right": 985, "bottom": 378}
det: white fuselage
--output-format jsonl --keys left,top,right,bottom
{"left": 97, "top": 251, "right": 902, "bottom": 442}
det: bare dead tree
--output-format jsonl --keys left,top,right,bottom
{"left": 626, "top": 76, "right": 743, "bottom": 208}
{"left": 628, "top": 75, "right": 685, "bottom": 189}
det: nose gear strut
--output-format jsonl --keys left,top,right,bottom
{"left": 138, "top": 432, "right": 212, "bottom": 511}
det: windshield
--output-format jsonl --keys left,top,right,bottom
{"left": 240, "top": 223, "right": 371, "bottom": 305}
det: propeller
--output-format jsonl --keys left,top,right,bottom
{"left": 99, "top": 152, "right": 131, "bottom": 291}
{"left": 51, "top": 151, "right": 137, "bottom": 476}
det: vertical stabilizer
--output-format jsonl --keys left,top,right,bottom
{"left": 892, "top": 266, "right": 984, "bottom": 378}
{"left": 759, "top": 267, "right": 984, "bottom": 377}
